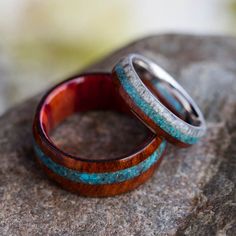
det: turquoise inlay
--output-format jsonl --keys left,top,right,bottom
{"left": 115, "top": 65, "right": 199, "bottom": 144}
{"left": 34, "top": 140, "right": 166, "bottom": 185}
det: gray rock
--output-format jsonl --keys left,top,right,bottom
{"left": 0, "top": 34, "right": 235, "bottom": 236}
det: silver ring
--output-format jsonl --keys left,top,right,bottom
{"left": 112, "top": 53, "right": 206, "bottom": 146}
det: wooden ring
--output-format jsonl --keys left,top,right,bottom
{"left": 33, "top": 73, "right": 166, "bottom": 197}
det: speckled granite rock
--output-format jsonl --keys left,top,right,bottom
{"left": 0, "top": 34, "right": 236, "bottom": 236}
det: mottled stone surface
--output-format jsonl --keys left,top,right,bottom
{"left": 0, "top": 34, "right": 236, "bottom": 235}
{"left": 51, "top": 112, "right": 149, "bottom": 160}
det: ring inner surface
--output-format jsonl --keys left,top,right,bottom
{"left": 132, "top": 58, "right": 201, "bottom": 127}
{"left": 40, "top": 74, "right": 152, "bottom": 160}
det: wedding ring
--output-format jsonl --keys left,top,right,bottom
{"left": 112, "top": 54, "right": 206, "bottom": 147}
{"left": 33, "top": 73, "right": 166, "bottom": 197}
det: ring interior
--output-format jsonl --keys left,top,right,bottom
{"left": 132, "top": 57, "right": 201, "bottom": 127}
{"left": 39, "top": 74, "right": 154, "bottom": 160}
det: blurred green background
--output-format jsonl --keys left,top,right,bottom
{"left": 0, "top": 0, "right": 235, "bottom": 115}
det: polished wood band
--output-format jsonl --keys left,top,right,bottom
{"left": 33, "top": 73, "right": 166, "bottom": 197}
{"left": 36, "top": 154, "right": 165, "bottom": 197}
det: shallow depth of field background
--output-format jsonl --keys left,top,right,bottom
{"left": 0, "top": 0, "right": 236, "bottom": 115}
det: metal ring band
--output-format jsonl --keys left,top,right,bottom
{"left": 112, "top": 54, "right": 206, "bottom": 146}
{"left": 33, "top": 73, "right": 166, "bottom": 197}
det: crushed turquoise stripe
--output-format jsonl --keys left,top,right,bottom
{"left": 34, "top": 140, "right": 166, "bottom": 185}
{"left": 115, "top": 65, "right": 199, "bottom": 144}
